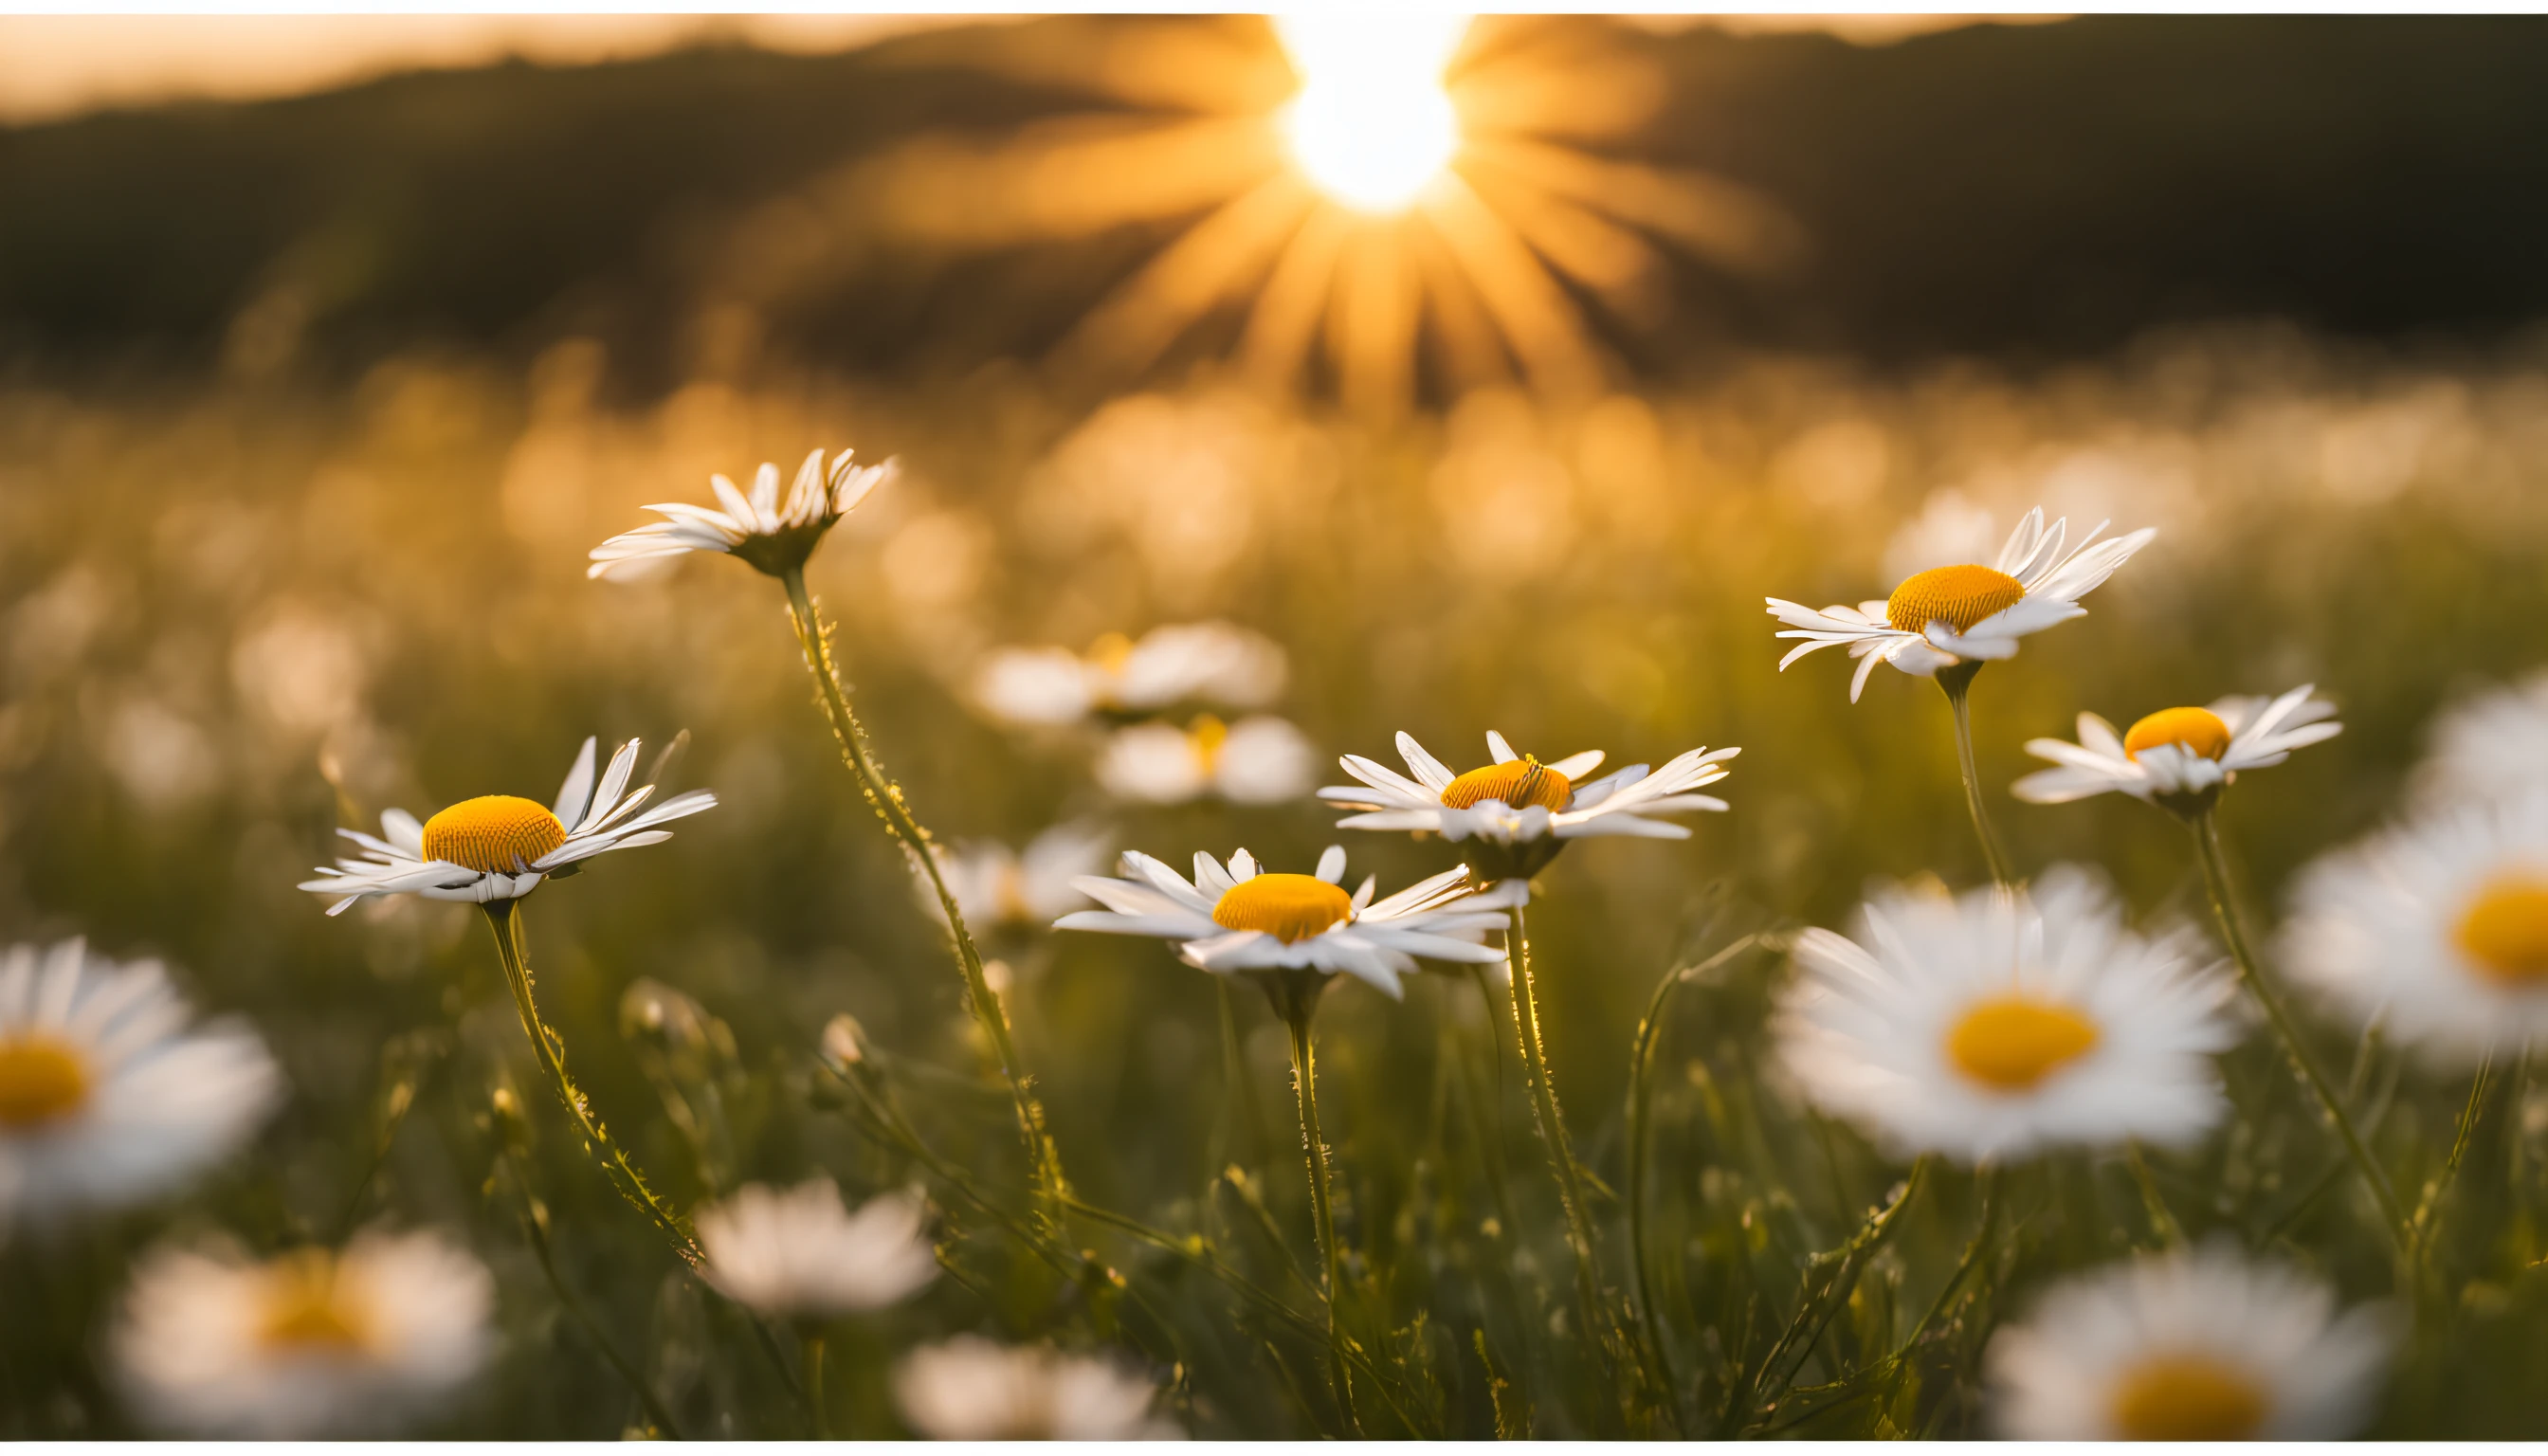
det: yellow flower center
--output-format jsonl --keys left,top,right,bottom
{"left": 1212, "top": 873, "right": 1355, "bottom": 945}
{"left": 2109, "top": 1352, "right": 2269, "bottom": 1441}
{"left": 0, "top": 1034, "right": 90, "bottom": 1129}
{"left": 1885, "top": 563, "right": 2027, "bottom": 635}
{"left": 1087, "top": 631, "right": 1135, "bottom": 676}
{"left": 256, "top": 1251, "right": 375, "bottom": 1355}
{"left": 1189, "top": 713, "right": 1230, "bottom": 774}
{"left": 2454, "top": 873, "right": 2548, "bottom": 986}
{"left": 1943, "top": 994, "right": 2102, "bottom": 1092}
{"left": 2124, "top": 706, "right": 2233, "bottom": 762}
{"left": 1440, "top": 758, "right": 1574, "bottom": 812}
{"left": 421, "top": 794, "right": 568, "bottom": 873}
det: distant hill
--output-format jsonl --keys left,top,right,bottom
{"left": 7, "top": 14, "right": 2548, "bottom": 387}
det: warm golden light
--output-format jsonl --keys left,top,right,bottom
{"left": 1276, "top": 13, "right": 1467, "bottom": 213}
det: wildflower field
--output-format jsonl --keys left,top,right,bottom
{"left": 11, "top": 12, "right": 2548, "bottom": 1444}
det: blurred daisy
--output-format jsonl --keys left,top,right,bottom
{"left": 1320, "top": 730, "right": 1737, "bottom": 880}
{"left": 925, "top": 822, "right": 1112, "bottom": 933}
{"left": 587, "top": 447, "right": 896, "bottom": 580}
{"left": 1095, "top": 714, "right": 1316, "bottom": 806}
{"left": 0, "top": 938, "right": 282, "bottom": 1222}
{"left": 2280, "top": 792, "right": 2548, "bottom": 1063}
{"left": 895, "top": 1335, "right": 1181, "bottom": 1441}
{"left": 971, "top": 621, "right": 1286, "bottom": 729}
{"left": 114, "top": 1229, "right": 495, "bottom": 1439}
{"left": 1055, "top": 845, "right": 1517, "bottom": 1000}
{"left": 1775, "top": 867, "right": 2236, "bottom": 1163}
{"left": 1987, "top": 1239, "right": 2391, "bottom": 1440}
{"left": 695, "top": 1180, "right": 937, "bottom": 1320}
{"left": 1766, "top": 508, "right": 2157, "bottom": 701}
{"left": 2013, "top": 685, "right": 2341, "bottom": 810}
{"left": 2412, "top": 667, "right": 2548, "bottom": 808}
{"left": 299, "top": 737, "right": 715, "bottom": 915}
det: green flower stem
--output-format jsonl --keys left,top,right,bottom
{"left": 2409, "top": 1051, "right": 2494, "bottom": 1267}
{"left": 482, "top": 901, "right": 704, "bottom": 1267}
{"left": 1726, "top": 1155, "right": 1930, "bottom": 1437}
{"left": 1504, "top": 901, "right": 1628, "bottom": 1416}
{"left": 1278, "top": 978, "right": 1363, "bottom": 1436}
{"left": 801, "top": 1329, "right": 829, "bottom": 1440}
{"left": 2189, "top": 810, "right": 2410, "bottom": 1249}
{"left": 1626, "top": 932, "right": 1774, "bottom": 1437}
{"left": 2125, "top": 1144, "right": 2185, "bottom": 1248}
{"left": 504, "top": 1156, "right": 686, "bottom": 1439}
{"left": 778, "top": 568, "right": 1067, "bottom": 1228}
{"left": 1937, "top": 662, "right": 2012, "bottom": 886}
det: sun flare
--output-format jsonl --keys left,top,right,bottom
{"left": 1276, "top": 13, "right": 1466, "bottom": 214}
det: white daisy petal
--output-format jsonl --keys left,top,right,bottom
{"left": 1987, "top": 1239, "right": 2392, "bottom": 1440}
{"left": 1777, "top": 867, "right": 2236, "bottom": 1164}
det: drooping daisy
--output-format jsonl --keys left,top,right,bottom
{"left": 695, "top": 1180, "right": 937, "bottom": 1320}
{"left": 1775, "top": 867, "right": 2236, "bottom": 1163}
{"left": 587, "top": 447, "right": 897, "bottom": 581}
{"left": 971, "top": 621, "right": 1286, "bottom": 729}
{"left": 0, "top": 939, "right": 283, "bottom": 1222}
{"left": 1320, "top": 730, "right": 1737, "bottom": 880}
{"left": 2012, "top": 684, "right": 2342, "bottom": 811}
{"left": 1054, "top": 846, "right": 1517, "bottom": 1000}
{"left": 1766, "top": 508, "right": 2157, "bottom": 701}
{"left": 895, "top": 1336, "right": 1182, "bottom": 1441}
{"left": 924, "top": 822, "right": 1112, "bottom": 933}
{"left": 113, "top": 1229, "right": 496, "bottom": 1439}
{"left": 1987, "top": 1239, "right": 2392, "bottom": 1440}
{"left": 299, "top": 737, "right": 716, "bottom": 915}
{"left": 1094, "top": 714, "right": 1316, "bottom": 806}
{"left": 2279, "top": 792, "right": 2548, "bottom": 1063}
{"left": 2412, "top": 667, "right": 2548, "bottom": 808}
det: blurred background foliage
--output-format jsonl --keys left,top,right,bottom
{"left": 8, "top": 11, "right": 2548, "bottom": 1439}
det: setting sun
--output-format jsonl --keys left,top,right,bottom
{"left": 1276, "top": 12, "right": 1467, "bottom": 213}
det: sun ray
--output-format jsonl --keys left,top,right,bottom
{"left": 1238, "top": 198, "right": 1354, "bottom": 394}
{"left": 1458, "top": 161, "right": 1665, "bottom": 320}
{"left": 1419, "top": 172, "right": 1603, "bottom": 400}
{"left": 755, "top": 14, "right": 1796, "bottom": 411}
{"left": 1463, "top": 136, "right": 1805, "bottom": 278}
{"left": 1328, "top": 219, "right": 1422, "bottom": 420}
{"left": 1055, "top": 171, "right": 1320, "bottom": 378}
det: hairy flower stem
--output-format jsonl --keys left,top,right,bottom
{"left": 1937, "top": 663, "right": 2012, "bottom": 886}
{"left": 482, "top": 901, "right": 703, "bottom": 1267}
{"left": 2189, "top": 810, "right": 2410, "bottom": 1250}
{"left": 800, "top": 1329, "right": 829, "bottom": 1439}
{"left": 779, "top": 568, "right": 1067, "bottom": 1230}
{"left": 1505, "top": 903, "right": 1629, "bottom": 1423}
{"left": 2409, "top": 1052, "right": 2494, "bottom": 1272}
{"left": 1277, "top": 980, "right": 1363, "bottom": 1436}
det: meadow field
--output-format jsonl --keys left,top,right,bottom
{"left": 10, "top": 12, "right": 2548, "bottom": 1443}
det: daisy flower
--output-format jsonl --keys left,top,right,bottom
{"left": 1054, "top": 845, "right": 1517, "bottom": 1000}
{"left": 971, "top": 621, "right": 1286, "bottom": 729}
{"left": 2012, "top": 684, "right": 2342, "bottom": 810}
{"left": 1320, "top": 730, "right": 1737, "bottom": 880}
{"left": 1987, "top": 1239, "right": 2391, "bottom": 1440}
{"left": 113, "top": 1229, "right": 496, "bottom": 1439}
{"left": 2412, "top": 667, "right": 2548, "bottom": 808}
{"left": 299, "top": 737, "right": 716, "bottom": 915}
{"left": 0, "top": 939, "right": 282, "bottom": 1222}
{"left": 2279, "top": 792, "right": 2548, "bottom": 1063}
{"left": 895, "top": 1336, "right": 1182, "bottom": 1441}
{"left": 695, "top": 1179, "right": 937, "bottom": 1320}
{"left": 1775, "top": 867, "right": 2237, "bottom": 1163}
{"left": 924, "top": 822, "right": 1112, "bottom": 934}
{"left": 587, "top": 447, "right": 896, "bottom": 580}
{"left": 1766, "top": 508, "right": 2157, "bottom": 701}
{"left": 1094, "top": 714, "right": 1316, "bottom": 806}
